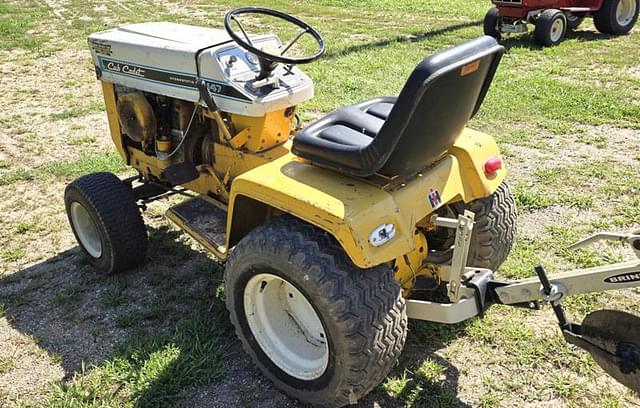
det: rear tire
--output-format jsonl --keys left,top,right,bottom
{"left": 64, "top": 172, "right": 147, "bottom": 274}
{"left": 534, "top": 9, "right": 567, "bottom": 46}
{"left": 593, "top": 0, "right": 639, "bottom": 34}
{"left": 225, "top": 216, "right": 407, "bottom": 407}
{"left": 484, "top": 8, "right": 502, "bottom": 39}
{"left": 428, "top": 182, "right": 517, "bottom": 271}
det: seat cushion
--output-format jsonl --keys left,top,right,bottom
{"left": 292, "top": 97, "right": 397, "bottom": 175}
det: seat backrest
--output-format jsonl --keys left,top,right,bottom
{"left": 371, "top": 36, "right": 504, "bottom": 177}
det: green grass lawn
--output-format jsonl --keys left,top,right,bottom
{"left": 0, "top": 0, "right": 639, "bottom": 407}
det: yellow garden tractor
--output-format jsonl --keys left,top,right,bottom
{"left": 64, "top": 7, "right": 640, "bottom": 407}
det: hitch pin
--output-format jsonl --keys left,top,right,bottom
{"left": 535, "top": 265, "right": 569, "bottom": 328}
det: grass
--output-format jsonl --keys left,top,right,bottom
{"left": 0, "top": 2, "right": 49, "bottom": 50}
{"left": 0, "top": 355, "right": 16, "bottom": 375}
{"left": 0, "top": 168, "right": 34, "bottom": 186}
{"left": 2, "top": 248, "right": 26, "bottom": 262}
{"left": 67, "top": 135, "right": 96, "bottom": 146}
{"left": 0, "top": 152, "right": 127, "bottom": 187}
{"left": 16, "top": 220, "right": 42, "bottom": 234}
{"left": 48, "top": 315, "right": 224, "bottom": 407}
{"left": 0, "top": 0, "right": 639, "bottom": 407}
{"left": 54, "top": 284, "right": 84, "bottom": 307}
{"left": 43, "top": 152, "right": 128, "bottom": 178}
{"left": 49, "top": 101, "right": 104, "bottom": 121}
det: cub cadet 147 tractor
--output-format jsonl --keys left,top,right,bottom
{"left": 484, "top": 0, "right": 639, "bottom": 46}
{"left": 65, "top": 7, "right": 640, "bottom": 407}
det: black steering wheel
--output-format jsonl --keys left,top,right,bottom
{"left": 224, "top": 7, "right": 325, "bottom": 78}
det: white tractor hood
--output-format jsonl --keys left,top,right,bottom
{"left": 92, "top": 22, "right": 234, "bottom": 52}
{"left": 88, "top": 22, "right": 315, "bottom": 117}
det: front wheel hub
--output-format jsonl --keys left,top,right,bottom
{"left": 69, "top": 201, "right": 102, "bottom": 258}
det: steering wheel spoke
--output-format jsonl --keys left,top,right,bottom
{"left": 281, "top": 27, "right": 310, "bottom": 56}
{"left": 230, "top": 15, "right": 254, "bottom": 46}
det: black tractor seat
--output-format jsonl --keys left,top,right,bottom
{"left": 292, "top": 36, "right": 505, "bottom": 178}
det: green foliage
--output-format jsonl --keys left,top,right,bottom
{"left": 514, "top": 188, "right": 553, "bottom": 211}
{"left": 48, "top": 315, "right": 224, "bottom": 407}
{"left": 0, "top": 2, "right": 49, "bottom": 50}
{"left": 2, "top": 248, "right": 26, "bottom": 262}
{"left": 54, "top": 284, "right": 84, "bottom": 307}
{"left": 0, "top": 169, "right": 34, "bottom": 186}
{"left": 44, "top": 153, "right": 127, "bottom": 178}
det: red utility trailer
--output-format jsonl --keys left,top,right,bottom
{"left": 484, "top": 0, "right": 639, "bottom": 46}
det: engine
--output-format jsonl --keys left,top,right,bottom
{"left": 115, "top": 87, "right": 216, "bottom": 169}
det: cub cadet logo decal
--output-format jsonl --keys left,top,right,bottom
{"left": 604, "top": 273, "right": 640, "bottom": 284}
{"left": 105, "top": 61, "right": 146, "bottom": 78}
{"left": 428, "top": 188, "right": 442, "bottom": 208}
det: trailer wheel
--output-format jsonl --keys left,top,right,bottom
{"left": 428, "top": 182, "right": 517, "bottom": 271}
{"left": 566, "top": 13, "right": 585, "bottom": 30}
{"left": 534, "top": 9, "right": 567, "bottom": 46}
{"left": 594, "top": 0, "right": 639, "bottom": 34}
{"left": 64, "top": 172, "right": 147, "bottom": 274}
{"left": 483, "top": 8, "right": 502, "bottom": 39}
{"left": 225, "top": 216, "right": 407, "bottom": 407}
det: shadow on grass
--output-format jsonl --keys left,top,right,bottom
{"left": 0, "top": 225, "right": 473, "bottom": 407}
{"left": 499, "top": 29, "right": 617, "bottom": 51}
{"left": 0, "top": 226, "right": 230, "bottom": 406}
{"left": 324, "top": 20, "right": 482, "bottom": 59}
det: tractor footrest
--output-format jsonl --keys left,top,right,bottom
{"left": 166, "top": 196, "right": 227, "bottom": 259}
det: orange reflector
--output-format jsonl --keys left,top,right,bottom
{"left": 461, "top": 60, "right": 480, "bottom": 76}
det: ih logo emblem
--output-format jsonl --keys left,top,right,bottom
{"left": 428, "top": 188, "right": 442, "bottom": 208}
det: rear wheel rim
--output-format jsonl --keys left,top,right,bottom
{"left": 617, "top": 0, "right": 637, "bottom": 26}
{"left": 550, "top": 17, "right": 565, "bottom": 42}
{"left": 244, "top": 273, "right": 329, "bottom": 381}
{"left": 70, "top": 201, "right": 102, "bottom": 258}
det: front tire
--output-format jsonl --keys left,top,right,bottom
{"left": 225, "top": 216, "right": 407, "bottom": 407}
{"left": 64, "top": 172, "right": 147, "bottom": 274}
{"left": 593, "top": 0, "right": 639, "bottom": 34}
{"left": 534, "top": 9, "right": 567, "bottom": 46}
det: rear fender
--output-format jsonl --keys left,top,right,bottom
{"left": 226, "top": 128, "right": 506, "bottom": 268}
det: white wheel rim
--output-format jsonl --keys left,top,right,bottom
{"left": 550, "top": 18, "right": 565, "bottom": 42}
{"left": 617, "top": 0, "right": 637, "bottom": 26}
{"left": 244, "top": 273, "right": 329, "bottom": 380}
{"left": 70, "top": 201, "right": 102, "bottom": 258}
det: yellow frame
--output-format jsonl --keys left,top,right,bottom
{"left": 101, "top": 80, "right": 506, "bottom": 272}
{"left": 227, "top": 128, "right": 505, "bottom": 269}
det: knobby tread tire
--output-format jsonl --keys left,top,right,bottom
{"left": 534, "top": 9, "right": 567, "bottom": 47}
{"left": 64, "top": 172, "right": 147, "bottom": 274}
{"left": 462, "top": 181, "right": 517, "bottom": 270}
{"left": 593, "top": 0, "right": 639, "bottom": 34}
{"left": 224, "top": 216, "right": 407, "bottom": 407}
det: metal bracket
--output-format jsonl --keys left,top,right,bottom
{"left": 569, "top": 231, "right": 640, "bottom": 260}
{"left": 431, "top": 210, "right": 475, "bottom": 302}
